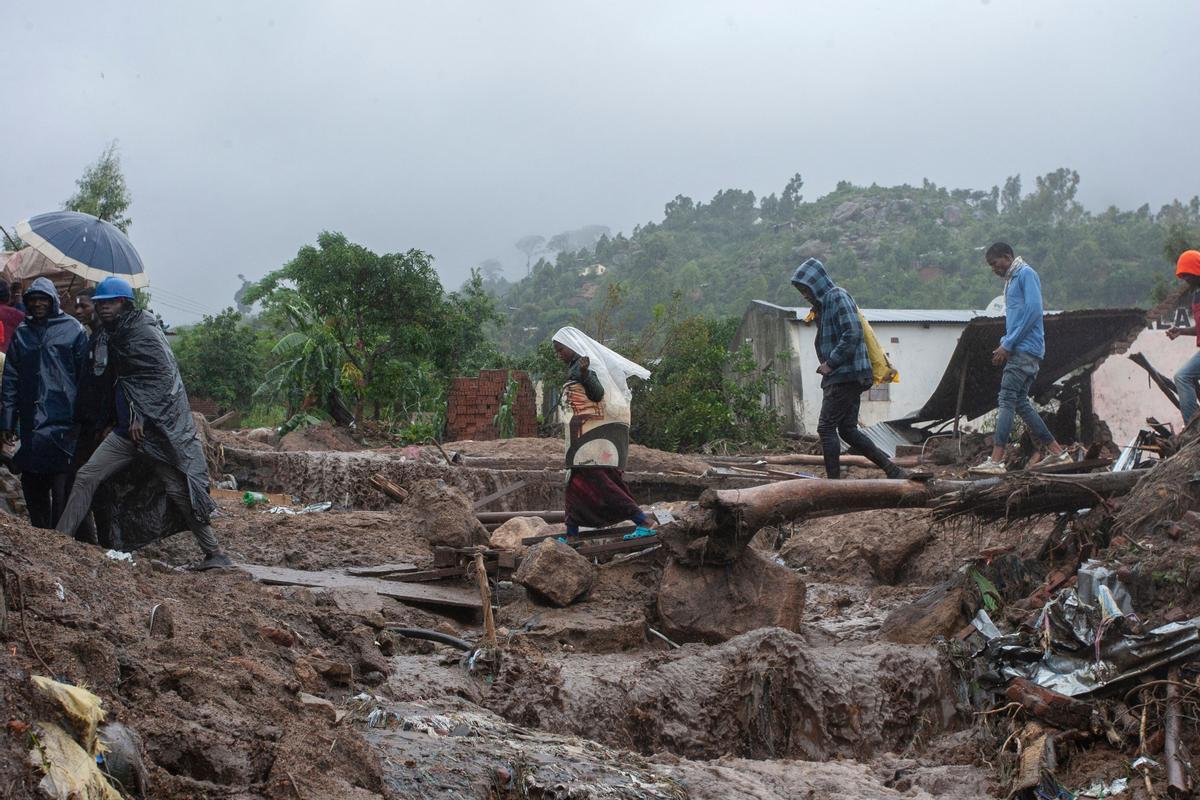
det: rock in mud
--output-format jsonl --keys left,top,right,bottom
{"left": 858, "top": 525, "right": 933, "bottom": 584}
{"left": 880, "top": 579, "right": 971, "bottom": 644}
{"left": 513, "top": 539, "right": 597, "bottom": 607}
{"left": 489, "top": 515, "right": 558, "bottom": 554}
{"left": 656, "top": 549, "right": 805, "bottom": 644}
{"left": 395, "top": 479, "right": 490, "bottom": 548}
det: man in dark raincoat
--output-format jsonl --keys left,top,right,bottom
{"left": 55, "top": 277, "right": 232, "bottom": 570}
{"left": 0, "top": 277, "right": 89, "bottom": 527}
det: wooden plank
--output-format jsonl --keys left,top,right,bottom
{"left": 370, "top": 474, "right": 409, "bottom": 504}
{"left": 476, "top": 509, "right": 565, "bottom": 524}
{"left": 522, "top": 524, "right": 636, "bottom": 546}
{"left": 345, "top": 562, "right": 419, "bottom": 577}
{"left": 576, "top": 535, "right": 659, "bottom": 557}
{"left": 471, "top": 480, "right": 528, "bottom": 511}
{"left": 1030, "top": 457, "right": 1114, "bottom": 475}
{"left": 239, "top": 564, "right": 482, "bottom": 609}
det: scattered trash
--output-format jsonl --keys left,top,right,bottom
{"left": 53, "top": 581, "right": 65, "bottom": 602}
{"left": 1075, "top": 776, "right": 1129, "bottom": 797}
{"left": 243, "top": 491, "right": 269, "bottom": 507}
{"left": 27, "top": 676, "right": 121, "bottom": 800}
{"left": 104, "top": 550, "right": 133, "bottom": 563}
{"left": 267, "top": 501, "right": 333, "bottom": 515}
{"left": 975, "top": 561, "right": 1200, "bottom": 697}
{"left": 214, "top": 474, "right": 238, "bottom": 490}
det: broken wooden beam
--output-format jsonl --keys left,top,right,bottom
{"left": 472, "top": 480, "right": 528, "bottom": 511}
{"left": 1130, "top": 351, "right": 1182, "bottom": 410}
{"left": 239, "top": 564, "right": 482, "bottom": 609}
{"left": 1005, "top": 677, "right": 1094, "bottom": 731}
{"left": 522, "top": 524, "right": 636, "bottom": 546}
{"left": 370, "top": 474, "right": 409, "bottom": 504}
{"left": 1166, "top": 666, "right": 1189, "bottom": 796}
{"left": 476, "top": 509, "right": 565, "bottom": 525}
{"left": 931, "top": 471, "right": 1143, "bottom": 522}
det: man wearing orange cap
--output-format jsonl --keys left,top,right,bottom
{"left": 1166, "top": 250, "right": 1200, "bottom": 424}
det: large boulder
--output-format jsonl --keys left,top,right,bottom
{"left": 513, "top": 539, "right": 598, "bottom": 607}
{"left": 656, "top": 549, "right": 806, "bottom": 644}
{"left": 489, "top": 516, "right": 559, "bottom": 555}
{"left": 395, "top": 479, "right": 490, "bottom": 549}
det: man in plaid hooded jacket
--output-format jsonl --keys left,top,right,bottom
{"left": 791, "top": 258, "right": 910, "bottom": 480}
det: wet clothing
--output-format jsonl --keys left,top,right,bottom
{"left": 564, "top": 469, "right": 646, "bottom": 530}
{"left": 992, "top": 256, "right": 1052, "bottom": 448}
{"left": 20, "top": 471, "right": 69, "bottom": 529}
{"left": 817, "top": 383, "right": 906, "bottom": 480}
{"left": 0, "top": 277, "right": 89, "bottom": 475}
{"left": 994, "top": 351, "right": 1055, "bottom": 447}
{"left": 552, "top": 334, "right": 650, "bottom": 533}
{"left": 101, "top": 307, "right": 216, "bottom": 523}
{"left": 55, "top": 432, "right": 220, "bottom": 555}
{"left": 792, "top": 260, "right": 902, "bottom": 479}
{"left": 791, "top": 258, "right": 872, "bottom": 389}
{"left": 0, "top": 305, "right": 25, "bottom": 351}
{"left": 1000, "top": 257, "right": 1046, "bottom": 358}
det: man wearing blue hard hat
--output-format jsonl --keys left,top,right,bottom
{"left": 55, "top": 277, "right": 232, "bottom": 570}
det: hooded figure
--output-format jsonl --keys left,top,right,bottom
{"left": 0, "top": 276, "right": 89, "bottom": 527}
{"left": 790, "top": 259, "right": 909, "bottom": 481}
{"left": 55, "top": 278, "right": 230, "bottom": 570}
{"left": 550, "top": 327, "right": 656, "bottom": 537}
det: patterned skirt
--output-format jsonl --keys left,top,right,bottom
{"left": 564, "top": 467, "right": 642, "bottom": 528}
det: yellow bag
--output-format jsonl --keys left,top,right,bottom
{"left": 802, "top": 308, "right": 899, "bottom": 385}
{"left": 858, "top": 312, "right": 899, "bottom": 385}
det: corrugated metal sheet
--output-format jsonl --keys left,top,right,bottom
{"left": 748, "top": 300, "right": 996, "bottom": 325}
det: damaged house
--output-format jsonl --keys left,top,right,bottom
{"left": 734, "top": 299, "right": 1149, "bottom": 446}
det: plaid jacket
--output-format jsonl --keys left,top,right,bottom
{"left": 791, "top": 258, "right": 872, "bottom": 388}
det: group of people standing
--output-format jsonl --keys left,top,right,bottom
{"left": 0, "top": 276, "right": 230, "bottom": 570}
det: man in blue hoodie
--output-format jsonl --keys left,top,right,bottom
{"left": 791, "top": 258, "right": 910, "bottom": 480}
{"left": 0, "top": 277, "right": 89, "bottom": 527}
{"left": 972, "top": 243, "right": 1070, "bottom": 474}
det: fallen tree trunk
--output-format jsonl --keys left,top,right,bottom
{"left": 661, "top": 471, "right": 1146, "bottom": 564}
{"left": 931, "top": 471, "right": 1144, "bottom": 523}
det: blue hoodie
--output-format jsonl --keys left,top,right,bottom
{"left": 0, "top": 277, "right": 89, "bottom": 473}
{"left": 791, "top": 259, "right": 873, "bottom": 388}
{"left": 1000, "top": 260, "right": 1046, "bottom": 358}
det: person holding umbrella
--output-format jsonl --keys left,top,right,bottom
{"left": 54, "top": 278, "right": 231, "bottom": 569}
{"left": 0, "top": 277, "right": 89, "bottom": 527}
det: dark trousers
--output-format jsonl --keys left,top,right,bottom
{"left": 21, "top": 471, "right": 70, "bottom": 529}
{"left": 56, "top": 432, "right": 221, "bottom": 555}
{"left": 816, "top": 381, "right": 898, "bottom": 480}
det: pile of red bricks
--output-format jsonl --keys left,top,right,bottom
{"left": 445, "top": 369, "right": 537, "bottom": 441}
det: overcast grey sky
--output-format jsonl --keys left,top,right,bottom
{"left": 2, "top": 1, "right": 1197, "bottom": 324}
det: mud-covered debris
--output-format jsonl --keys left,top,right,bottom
{"left": 880, "top": 578, "right": 970, "bottom": 644}
{"left": 396, "top": 479, "right": 490, "bottom": 548}
{"left": 656, "top": 549, "right": 805, "bottom": 644}
{"left": 857, "top": 523, "right": 933, "bottom": 584}
{"left": 513, "top": 538, "right": 597, "bottom": 606}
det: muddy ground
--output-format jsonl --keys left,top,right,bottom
{"left": 0, "top": 436, "right": 1190, "bottom": 798}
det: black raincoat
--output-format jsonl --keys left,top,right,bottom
{"left": 104, "top": 307, "right": 217, "bottom": 523}
{"left": 0, "top": 277, "right": 88, "bottom": 474}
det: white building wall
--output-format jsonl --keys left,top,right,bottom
{"left": 792, "top": 321, "right": 967, "bottom": 433}
{"left": 1093, "top": 325, "right": 1193, "bottom": 444}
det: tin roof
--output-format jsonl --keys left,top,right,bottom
{"left": 748, "top": 299, "right": 994, "bottom": 325}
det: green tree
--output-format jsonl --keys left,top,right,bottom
{"left": 173, "top": 309, "right": 263, "bottom": 411}
{"left": 64, "top": 141, "right": 132, "bottom": 231}
{"left": 248, "top": 232, "right": 499, "bottom": 425}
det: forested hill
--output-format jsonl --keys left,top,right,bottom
{"left": 492, "top": 169, "right": 1200, "bottom": 352}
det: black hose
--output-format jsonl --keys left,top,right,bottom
{"left": 389, "top": 627, "right": 473, "bottom": 651}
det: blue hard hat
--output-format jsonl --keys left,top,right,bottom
{"left": 92, "top": 276, "right": 135, "bottom": 301}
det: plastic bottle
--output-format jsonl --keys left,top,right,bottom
{"left": 243, "top": 491, "right": 268, "bottom": 507}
